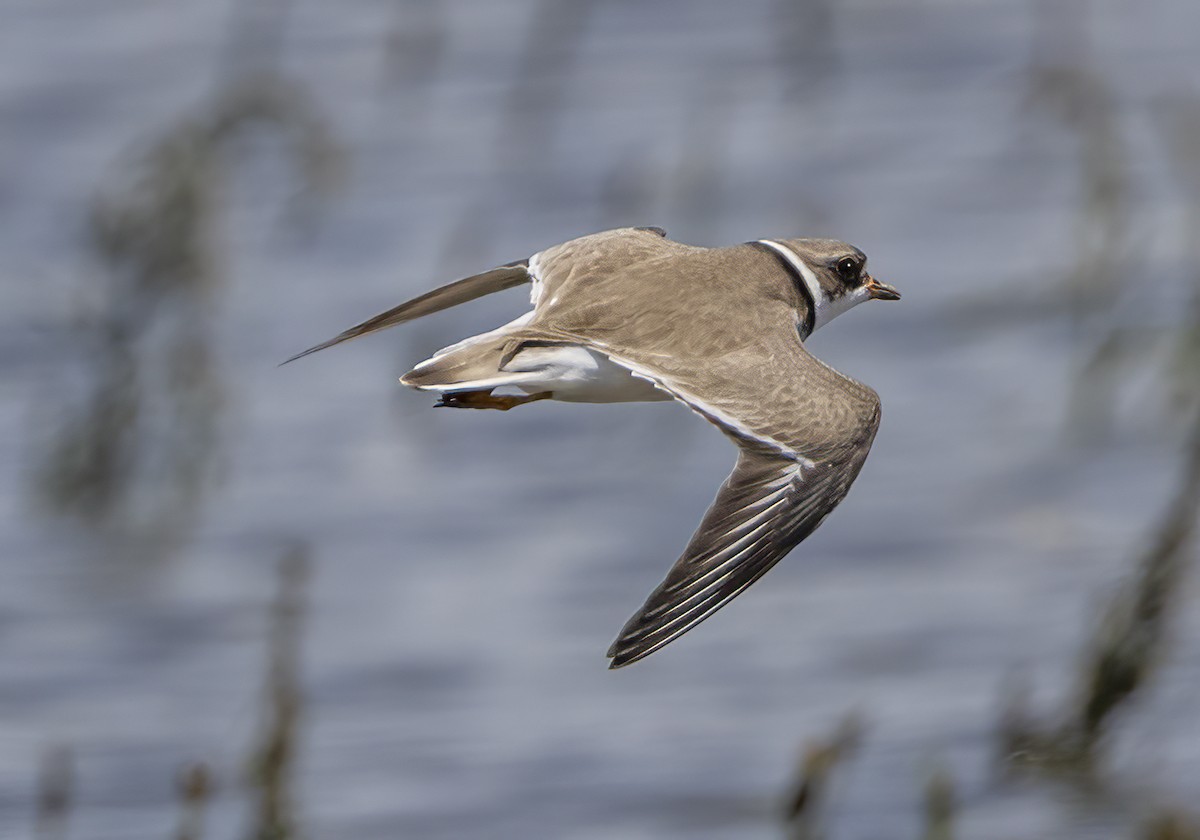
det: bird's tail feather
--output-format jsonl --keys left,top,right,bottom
{"left": 399, "top": 330, "right": 548, "bottom": 392}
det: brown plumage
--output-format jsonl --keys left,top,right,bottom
{"left": 286, "top": 227, "right": 899, "bottom": 668}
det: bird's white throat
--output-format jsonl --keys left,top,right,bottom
{"left": 755, "top": 239, "right": 869, "bottom": 333}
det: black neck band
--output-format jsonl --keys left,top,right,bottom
{"left": 748, "top": 241, "right": 816, "bottom": 338}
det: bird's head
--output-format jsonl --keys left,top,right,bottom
{"left": 761, "top": 238, "right": 900, "bottom": 333}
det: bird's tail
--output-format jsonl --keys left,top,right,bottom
{"left": 280, "top": 260, "right": 531, "bottom": 365}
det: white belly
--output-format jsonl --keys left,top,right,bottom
{"left": 504, "top": 345, "right": 671, "bottom": 403}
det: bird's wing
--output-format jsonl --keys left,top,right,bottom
{"left": 281, "top": 227, "right": 672, "bottom": 365}
{"left": 600, "top": 339, "right": 882, "bottom": 668}
{"left": 280, "top": 261, "right": 531, "bottom": 364}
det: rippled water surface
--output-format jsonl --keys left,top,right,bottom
{"left": 3, "top": 1, "right": 1200, "bottom": 838}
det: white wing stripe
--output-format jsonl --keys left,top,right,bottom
{"left": 655, "top": 466, "right": 804, "bottom": 603}
{"left": 657, "top": 531, "right": 776, "bottom": 610}
{"left": 599, "top": 352, "right": 810, "bottom": 463}
{"left": 644, "top": 532, "right": 778, "bottom": 626}
{"left": 670, "top": 495, "right": 791, "bottom": 586}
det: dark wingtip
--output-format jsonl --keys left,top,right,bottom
{"left": 607, "top": 649, "right": 647, "bottom": 669}
{"left": 278, "top": 348, "right": 316, "bottom": 367}
{"left": 634, "top": 226, "right": 667, "bottom": 237}
{"left": 279, "top": 262, "right": 533, "bottom": 369}
{"left": 278, "top": 336, "right": 344, "bottom": 366}
{"left": 606, "top": 641, "right": 646, "bottom": 669}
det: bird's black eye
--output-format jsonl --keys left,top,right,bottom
{"left": 836, "top": 256, "right": 860, "bottom": 281}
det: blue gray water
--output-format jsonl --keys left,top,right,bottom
{"left": 3, "top": 1, "right": 1200, "bottom": 837}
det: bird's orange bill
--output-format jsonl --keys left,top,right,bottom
{"left": 865, "top": 276, "right": 901, "bottom": 301}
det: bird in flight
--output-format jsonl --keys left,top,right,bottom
{"left": 285, "top": 227, "right": 900, "bottom": 668}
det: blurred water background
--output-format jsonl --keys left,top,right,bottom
{"left": 3, "top": 0, "right": 1200, "bottom": 838}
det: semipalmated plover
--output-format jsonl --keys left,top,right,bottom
{"left": 286, "top": 227, "right": 900, "bottom": 668}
